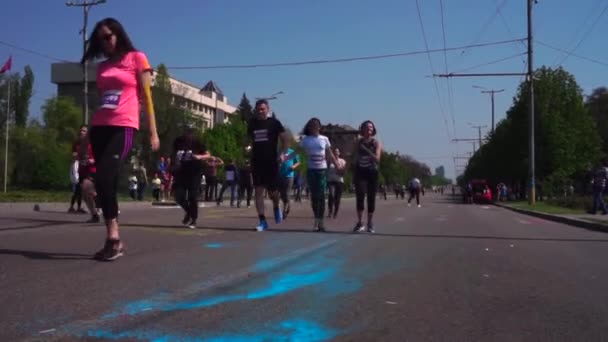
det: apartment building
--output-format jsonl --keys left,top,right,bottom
{"left": 50, "top": 62, "right": 236, "bottom": 130}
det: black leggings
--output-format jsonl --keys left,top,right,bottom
{"left": 408, "top": 189, "right": 421, "bottom": 205}
{"left": 90, "top": 126, "right": 135, "bottom": 220}
{"left": 70, "top": 182, "right": 82, "bottom": 209}
{"left": 174, "top": 175, "right": 200, "bottom": 221}
{"left": 355, "top": 168, "right": 379, "bottom": 213}
{"left": 238, "top": 183, "right": 253, "bottom": 207}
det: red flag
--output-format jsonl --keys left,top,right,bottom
{"left": 0, "top": 56, "right": 12, "bottom": 74}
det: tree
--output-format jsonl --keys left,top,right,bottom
{"left": 0, "top": 66, "right": 35, "bottom": 129}
{"left": 587, "top": 87, "right": 608, "bottom": 154}
{"left": 200, "top": 119, "right": 247, "bottom": 164}
{"left": 42, "top": 96, "right": 81, "bottom": 144}
{"left": 464, "top": 67, "right": 602, "bottom": 196}
{"left": 237, "top": 93, "right": 253, "bottom": 122}
{"left": 14, "top": 66, "right": 34, "bottom": 127}
{"left": 137, "top": 63, "right": 196, "bottom": 166}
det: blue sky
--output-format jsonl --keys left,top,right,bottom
{"left": 1, "top": 0, "right": 607, "bottom": 180}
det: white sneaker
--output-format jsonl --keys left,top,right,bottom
{"left": 256, "top": 220, "right": 268, "bottom": 232}
{"left": 417, "top": 204, "right": 421, "bottom": 208}
{"left": 407, "top": 203, "right": 411, "bottom": 208}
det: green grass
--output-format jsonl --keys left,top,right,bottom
{"left": 506, "top": 201, "right": 584, "bottom": 215}
{"left": 0, "top": 190, "right": 140, "bottom": 203}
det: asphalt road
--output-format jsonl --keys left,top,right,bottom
{"left": 2, "top": 194, "right": 608, "bottom": 341}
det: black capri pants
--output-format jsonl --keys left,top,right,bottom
{"left": 90, "top": 126, "right": 135, "bottom": 220}
{"left": 354, "top": 167, "right": 379, "bottom": 213}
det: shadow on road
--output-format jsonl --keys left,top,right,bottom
{"left": 0, "top": 249, "right": 92, "bottom": 260}
{"left": 5, "top": 216, "right": 608, "bottom": 243}
{"left": 117, "top": 222, "right": 608, "bottom": 242}
{"left": 0, "top": 218, "right": 84, "bottom": 232}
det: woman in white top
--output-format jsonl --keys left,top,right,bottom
{"left": 327, "top": 147, "right": 346, "bottom": 219}
{"left": 299, "top": 118, "right": 342, "bottom": 232}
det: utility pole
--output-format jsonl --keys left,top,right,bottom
{"left": 473, "top": 86, "right": 504, "bottom": 134}
{"left": 66, "top": 0, "right": 106, "bottom": 125}
{"left": 527, "top": 0, "right": 536, "bottom": 205}
{"left": 468, "top": 124, "right": 487, "bottom": 147}
{"left": 434, "top": 1, "right": 536, "bottom": 204}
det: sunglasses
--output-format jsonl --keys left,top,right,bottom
{"left": 100, "top": 33, "right": 114, "bottom": 42}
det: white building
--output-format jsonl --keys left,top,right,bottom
{"left": 50, "top": 62, "right": 237, "bottom": 130}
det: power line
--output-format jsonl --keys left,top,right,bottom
{"left": 451, "top": 52, "right": 527, "bottom": 74}
{"left": 555, "top": 1, "right": 608, "bottom": 67}
{"left": 452, "top": 0, "right": 508, "bottom": 68}
{"left": 439, "top": 0, "right": 457, "bottom": 138}
{"left": 415, "top": 0, "right": 452, "bottom": 142}
{"left": 538, "top": 41, "right": 608, "bottom": 68}
{"left": 551, "top": 0, "right": 604, "bottom": 66}
{"left": 0, "top": 39, "right": 71, "bottom": 62}
{"left": 166, "top": 38, "right": 525, "bottom": 70}
{"left": 495, "top": 0, "right": 527, "bottom": 52}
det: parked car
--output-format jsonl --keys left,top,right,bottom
{"left": 471, "top": 179, "right": 492, "bottom": 203}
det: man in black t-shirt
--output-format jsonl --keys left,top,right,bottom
{"left": 173, "top": 125, "right": 211, "bottom": 228}
{"left": 247, "top": 99, "right": 290, "bottom": 231}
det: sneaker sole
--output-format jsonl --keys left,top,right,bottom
{"left": 103, "top": 251, "right": 124, "bottom": 261}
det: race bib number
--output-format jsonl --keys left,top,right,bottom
{"left": 177, "top": 150, "right": 193, "bottom": 161}
{"left": 101, "top": 90, "right": 122, "bottom": 110}
{"left": 254, "top": 129, "right": 269, "bottom": 142}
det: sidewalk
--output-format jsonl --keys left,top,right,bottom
{"left": 495, "top": 202, "right": 608, "bottom": 233}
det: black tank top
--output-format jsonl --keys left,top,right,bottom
{"left": 357, "top": 138, "right": 378, "bottom": 170}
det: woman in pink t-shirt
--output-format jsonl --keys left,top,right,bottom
{"left": 82, "top": 18, "right": 160, "bottom": 261}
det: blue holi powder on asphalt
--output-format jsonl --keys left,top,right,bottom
{"left": 252, "top": 258, "right": 281, "bottom": 272}
{"left": 165, "top": 267, "right": 335, "bottom": 311}
{"left": 205, "top": 243, "right": 224, "bottom": 249}
{"left": 102, "top": 257, "right": 342, "bottom": 317}
{"left": 86, "top": 318, "right": 338, "bottom": 342}
{"left": 86, "top": 329, "right": 200, "bottom": 342}
{"left": 102, "top": 299, "right": 161, "bottom": 319}
{"left": 204, "top": 319, "right": 338, "bottom": 342}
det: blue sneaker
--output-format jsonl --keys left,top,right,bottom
{"left": 256, "top": 219, "right": 268, "bottom": 232}
{"left": 274, "top": 207, "right": 283, "bottom": 224}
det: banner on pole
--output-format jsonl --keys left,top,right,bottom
{"left": 0, "top": 56, "right": 12, "bottom": 74}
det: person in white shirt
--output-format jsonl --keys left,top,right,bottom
{"left": 128, "top": 173, "right": 138, "bottom": 200}
{"left": 327, "top": 147, "right": 346, "bottom": 219}
{"left": 408, "top": 177, "right": 422, "bottom": 208}
{"left": 68, "top": 156, "right": 82, "bottom": 213}
{"left": 299, "top": 118, "right": 343, "bottom": 232}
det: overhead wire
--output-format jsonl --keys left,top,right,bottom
{"left": 0, "top": 39, "right": 71, "bottom": 62}
{"left": 538, "top": 41, "right": 608, "bottom": 68}
{"left": 452, "top": 0, "right": 508, "bottom": 68}
{"left": 439, "top": 0, "right": 457, "bottom": 138}
{"left": 166, "top": 39, "right": 525, "bottom": 70}
{"left": 550, "top": 0, "right": 604, "bottom": 65}
{"left": 451, "top": 52, "right": 527, "bottom": 74}
{"left": 554, "top": 1, "right": 608, "bottom": 67}
{"left": 414, "top": 0, "right": 452, "bottom": 143}
{"left": 439, "top": 0, "right": 458, "bottom": 177}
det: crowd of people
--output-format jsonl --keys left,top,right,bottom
{"left": 65, "top": 17, "right": 431, "bottom": 262}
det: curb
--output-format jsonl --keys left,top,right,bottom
{"left": 494, "top": 203, "right": 608, "bottom": 233}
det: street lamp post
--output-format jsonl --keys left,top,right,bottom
{"left": 255, "top": 91, "right": 284, "bottom": 101}
{"left": 66, "top": 0, "right": 106, "bottom": 125}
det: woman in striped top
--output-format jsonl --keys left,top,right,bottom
{"left": 353, "top": 120, "right": 383, "bottom": 233}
